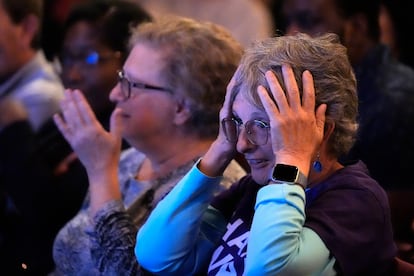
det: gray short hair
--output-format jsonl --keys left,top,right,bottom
{"left": 129, "top": 16, "right": 243, "bottom": 139}
{"left": 233, "top": 33, "right": 358, "bottom": 157}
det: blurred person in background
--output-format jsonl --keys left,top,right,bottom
{"left": 41, "top": 0, "right": 83, "bottom": 62}
{"left": 136, "top": 0, "right": 274, "bottom": 48}
{"left": 379, "top": 0, "right": 414, "bottom": 69}
{"left": 0, "top": 0, "right": 63, "bottom": 131}
{"left": 0, "top": 0, "right": 151, "bottom": 274}
{"left": 278, "top": 0, "right": 414, "bottom": 190}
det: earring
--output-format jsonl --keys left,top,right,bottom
{"left": 313, "top": 153, "right": 322, "bottom": 173}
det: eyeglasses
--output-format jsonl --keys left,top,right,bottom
{"left": 117, "top": 70, "right": 172, "bottom": 99}
{"left": 221, "top": 117, "right": 270, "bottom": 146}
{"left": 60, "top": 50, "right": 121, "bottom": 67}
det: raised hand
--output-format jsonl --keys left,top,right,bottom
{"left": 217, "top": 71, "right": 239, "bottom": 151}
{"left": 257, "top": 65, "right": 326, "bottom": 175}
{"left": 198, "top": 70, "right": 239, "bottom": 176}
{"left": 53, "top": 89, "right": 122, "bottom": 178}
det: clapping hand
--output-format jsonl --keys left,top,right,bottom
{"left": 53, "top": 89, "right": 123, "bottom": 178}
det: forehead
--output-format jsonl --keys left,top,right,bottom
{"left": 63, "top": 21, "right": 100, "bottom": 47}
{"left": 123, "top": 43, "right": 166, "bottom": 80}
{"left": 232, "top": 92, "right": 267, "bottom": 120}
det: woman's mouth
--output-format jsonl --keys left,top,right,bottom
{"left": 246, "top": 158, "right": 268, "bottom": 169}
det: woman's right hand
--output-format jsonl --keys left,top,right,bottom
{"left": 198, "top": 71, "right": 239, "bottom": 176}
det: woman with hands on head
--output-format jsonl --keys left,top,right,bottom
{"left": 136, "top": 33, "right": 397, "bottom": 275}
{"left": 52, "top": 16, "right": 245, "bottom": 275}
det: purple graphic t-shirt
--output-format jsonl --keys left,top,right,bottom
{"left": 207, "top": 161, "right": 396, "bottom": 275}
{"left": 208, "top": 176, "right": 260, "bottom": 275}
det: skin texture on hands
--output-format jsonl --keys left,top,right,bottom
{"left": 54, "top": 89, "right": 122, "bottom": 173}
{"left": 198, "top": 73, "right": 239, "bottom": 177}
{"left": 53, "top": 89, "right": 123, "bottom": 214}
{"left": 258, "top": 65, "right": 326, "bottom": 177}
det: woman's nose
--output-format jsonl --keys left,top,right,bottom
{"left": 236, "top": 126, "right": 255, "bottom": 153}
{"left": 109, "top": 82, "right": 123, "bottom": 103}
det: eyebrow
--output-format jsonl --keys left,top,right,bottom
{"left": 233, "top": 111, "right": 269, "bottom": 121}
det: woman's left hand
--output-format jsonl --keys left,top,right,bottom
{"left": 53, "top": 89, "right": 122, "bottom": 179}
{"left": 258, "top": 65, "right": 326, "bottom": 175}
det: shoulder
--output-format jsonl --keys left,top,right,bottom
{"left": 19, "top": 51, "right": 64, "bottom": 94}
{"left": 118, "top": 148, "right": 145, "bottom": 185}
{"left": 309, "top": 161, "right": 389, "bottom": 211}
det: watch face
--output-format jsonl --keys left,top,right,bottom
{"left": 272, "top": 164, "right": 299, "bottom": 182}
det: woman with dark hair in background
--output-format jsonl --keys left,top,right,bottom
{"left": 0, "top": 0, "right": 151, "bottom": 274}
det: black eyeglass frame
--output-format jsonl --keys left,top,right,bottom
{"left": 117, "top": 70, "right": 172, "bottom": 99}
{"left": 221, "top": 117, "right": 270, "bottom": 146}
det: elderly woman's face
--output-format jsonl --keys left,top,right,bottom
{"left": 232, "top": 92, "right": 275, "bottom": 185}
{"left": 109, "top": 43, "right": 177, "bottom": 148}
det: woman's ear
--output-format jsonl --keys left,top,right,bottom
{"left": 323, "top": 120, "right": 335, "bottom": 142}
{"left": 173, "top": 98, "right": 192, "bottom": 126}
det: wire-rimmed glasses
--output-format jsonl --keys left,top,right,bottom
{"left": 221, "top": 117, "right": 270, "bottom": 145}
{"left": 117, "top": 70, "right": 172, "bottom": 99}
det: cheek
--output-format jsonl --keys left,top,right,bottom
{"left": 126, "top": 97, "right": 174, "bottom": 126}
{"left": 251, "top": 144, "right": 275, "bottom": 184}
{"left": 121, "top": 105, "right": 157, "bottom": 139}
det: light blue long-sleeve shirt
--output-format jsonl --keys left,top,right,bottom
{"left": 136, "top": 161, "right": 336, "bottom": 275}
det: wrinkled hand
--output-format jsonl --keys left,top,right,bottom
{"left": 198, "top": 70, "right": 240, "bottom": 176}
{"left": 258, "top": 65, "right": 326, "bottom": 174}
{"left": 53, "top": 89, "right": 122, "bottom": 177}
{"left": 215, "top": 69, "right": 239, "bottom": 156}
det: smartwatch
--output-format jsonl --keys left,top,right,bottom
{"left": 270, "top": 163, "right": 307, "bottom": 188}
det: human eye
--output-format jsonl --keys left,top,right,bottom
{"left": 85, "top": 51, "right": 99, "bottom": 65}
{"left": 130, "top": 81, "right": 145, "bottom": 90}
{"left": 59, "top": 51, "right": 75, "bottom": 66}
{"left": 253, "top": 119, "right": 269, "bottom": 129}
{"left": 233, "top": 117, "right": 243, "bottom": 126}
